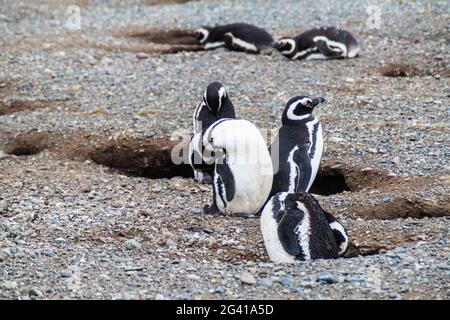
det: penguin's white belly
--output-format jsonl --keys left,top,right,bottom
{"left": 306, "top": 121, "right": 323, "bottom": 192}
{"left": 221, "top": 164, "right": 273, "bottom": 215}
{"left": 260, "top": 200, "right": 295, "bottom": 263}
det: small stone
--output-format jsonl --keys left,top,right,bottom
{"left": 317, "top": 272, "right": 339, "bottom": 284}
{"left": 214, "top": 287, "right": 225, "bottom": 294}
{"left": 29, "top": 288, "right": 43, "bottom": 297}
{"left": 367, "top": 147, "right": 378, "bottom": 154}
{"left": 279, "top": 277, "right": 292, "bottom": 286}
{"left": 59, "top": 270, "right": 72, "bottom": 278}
{"left": 382, "top": 196, "right": 392, "bottom": 203}
{"left": 187, "top": 274, "right": 201, "bottom": 281}
{"left": 125, "top": 239, "right": 141, "bottom": 250}
{"left": 136, "top": 52, "right": 150, "bottom": 59}
{"left": 392, "top": 156, "right": 400, "bottom": 166}
{"left": 239, "top": 272, "right": 256, "bottom": 285}
{"left": 165, "top": 239, "right": 177, "bottom": 248}
{"left": 2, "top": 281, "right": 17, "bottom": 290}
{"left": 152, "top": 185, "right": 162, "bottom": 193}
{"left": 0, "top": 200, "right": 9, "bottom": 214}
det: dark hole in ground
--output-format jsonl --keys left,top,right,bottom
{"left": 4, "top": 132, "right": 55, "bottom": 156}
{"left": 309, "top": 169, "right": 350, "bottom": 195}
{"left": 377, "top": 63, "right": 422, "bottom": 77}
{"left": 86, "top": 136, "right": 193, "bottom": 179}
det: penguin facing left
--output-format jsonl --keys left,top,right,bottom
{"left": 189, "top": 23, "right": 274, "bottom": 53}
{"left": 273, "top": 26, "right": 360, "bottom": 60}
{"left": 260, "top": 192, "right": 348, "bottom": 262}
{"left": 269, "top": 95, "right": 325, "bottom": 198}
{"left": 201, "top": 118, "right": 273, "bottom": 217}
{"left": 189, "top": 82, "right": 236, "bottom": 184}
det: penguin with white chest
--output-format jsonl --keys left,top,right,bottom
{"left": 189, "top": 23, "right": 274, "bottom": 53}
{"left": 201, "top": 118, "right": 273, "bottom": 216}
{"left": 261, "top": 192, "right": 348, "bottom": 262}
{"left": 273, "top": 26, "right": 360, "bottom": 60}
{"left": 189, "top": 82, "right": 236, "bottom": 184}
{"left": 269, "top": 95, "right": 324, "bottom": 197}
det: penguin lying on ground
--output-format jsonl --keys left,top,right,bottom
{"left": 269, "top": 95, "right": 324, "bottom": 197}
{"left": 201, "top": 118, "right": 273, "bottom": 217}
{"left": 273, "top": 26, "right": 360, "bottom": 60}
{"left": 189, "top": 23, "right": 274, "bottom": 53}
{"left": 261, "top": 192, "right": 348, "bottom": 262}
{"left": 188, "top": 82, "right": 236, "bottom": 184}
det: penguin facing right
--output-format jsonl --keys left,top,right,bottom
{"left": 189, "top": 82, "right": 236, "bottom": 184}
{"left": 260, "top": 192, "right": 348, "bottom": 262}
{"left": 269, "top": 95, "right": 325, "bottom": 197}
{"left": 189, "top": 23, "right": 274, "bottom": 53}
{"left": 273, "top": 26, "right": 360, "bottom": 60}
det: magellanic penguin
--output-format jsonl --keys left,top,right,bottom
{"left": 269, "top": 95, "right": 324, "bottom": 197}
{"left": 273, "top": 26, "right": 360, "bottom": 60}
{"left": 201, "top": 118, "right": 273, "bottom": 217}
{"left": 189, "top": 82, "right": 236, "bottom": 184}
{"left": 261, "top": 192, "right": 348, "bottom": 262}
{"left": 189, "top": 23, "right": 274, "bottom": 53}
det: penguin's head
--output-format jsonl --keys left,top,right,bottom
{"left": 272, "top": 38, "right": 297, "bottom": 57}
{"left": 282, "top": 96, "right": 325, "bottom": 124}
{"left": 189, "top": 27, "right": 210, "bottom": 44}
{"left": 203, "top": 82, "right": 228, "bottom": 114}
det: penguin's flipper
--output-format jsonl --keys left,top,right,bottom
{"left": 216, "top": 163, "right": 235, "bottom": 202}
{"left": 314, "top": 39, "right": 344, "bottom": 58}
{"left": 323, "top": 210, "right": 349, "bottom": 256}
{"left": 277, "top": 208, "right": 304, "bottom": 256}
{"left": 292, "top": 144, "right": 313, "bottom": 192}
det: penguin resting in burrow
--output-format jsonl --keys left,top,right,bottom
{"left": 188, "top": 82, "right": 236, "bottom": 184}
{"left": 261, "top": 192, "right": 348, "bottom": 262}
{"left": 273, "top": 26, "right": 360, "bottom": 60}
{"left": 189, "top": 23, "right": 274, "bottom": 53}
{"left": 201, "top": 118, "right": 273, "bottom": 217}
{"left": 268, "top": 96, "right": 348, "bottom": 255}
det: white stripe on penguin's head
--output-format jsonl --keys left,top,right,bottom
{"left": 278, "top": 39, "right": 296, "bottom": 55}
{"left": 286, "top": 98, "right": 313, "bottom": 120}
{"left": 195, "top": 28, "right": 209, "bottom": 44}
{"left": 217, "top": 86, "right": 227, "bottom": 112}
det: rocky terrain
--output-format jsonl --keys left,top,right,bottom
{"left": 0, "top": 0, "right": 449, "bottom": 299}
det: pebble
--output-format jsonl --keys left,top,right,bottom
{"left": 165, "top": 239, "right": 177, "bottom": 248}
{"left": 125, "top": 239, "right": 141, "bottom": 250}
{"left": 187, "top": 274, "right": 201, "bottom": 281}
{"left": 239, "top": 272, "right": 257, "bottom": 285}
{"left": 317, "top": 272, "right": 339, "bottom": 284}
{"left": 2, "top": 281, "right": 18, "bottom": 290}
{"left": 60, "top": 270, "right": 72, "bottom": 278}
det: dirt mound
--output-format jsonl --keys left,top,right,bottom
{"left": 355, "top": 197, "right": 450, "bottom": 220}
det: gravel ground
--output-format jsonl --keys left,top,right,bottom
{"left": 0, "top": 0, "right": 449, "bottom": 299}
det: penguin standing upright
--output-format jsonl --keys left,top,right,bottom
{"left": 189, "top": 82, "right": 236, "bottom": 183}
{"left": 201, "top": 118, "right": 273, "bottom": 216}
{"left": 273, "top": 26, "right": 360, "bottom": 60}
{"left": 269, "top": 95, "right": 324, "bottom": 197}
{"left": 189, "top": 23, "right": 274, "bottom": 53}
{"left": 260, "top": 192, "right": 348, "bottom": 262}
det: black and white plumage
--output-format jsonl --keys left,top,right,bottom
{"left": 269, "top": 96, "right": 324, "bottom": 198}
{"left": 260, "top": 192, "right": 348, "bottom": 262}
{"left": 189, "top": 82, "right": 236, "bottom": 183}
{"left": 189, "top": 23, "right": 274, "bottom": 53}
{"left": 201, "top": 118, "right": 273, "bottom": 216}
{"left": 273, "top": 27, "right": 360, "bottom": 60}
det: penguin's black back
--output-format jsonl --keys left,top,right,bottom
{"left": 295, "top": 26, "right": 358, "bottom": 51}
{"left": 269, "top": 125, "right": 311, "bottom": 197}
{"left": 209, "top": 23, "right": 274, "bottom": 48}
{"left": 287, "top": 193, "right": 339, "bottom": 259}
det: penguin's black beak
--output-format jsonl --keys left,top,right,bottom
{"left": 187, "top": 31, "right": 196, "bottom": 37}
{"left": 310, "top": 97, "right": 325, "bottom": 107}
{"left": 271, "top": 41, "right": 282, "bottom": 49}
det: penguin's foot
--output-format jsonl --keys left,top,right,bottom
{"left": 202, "top": 203, "right": 219, "bottom": 215}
